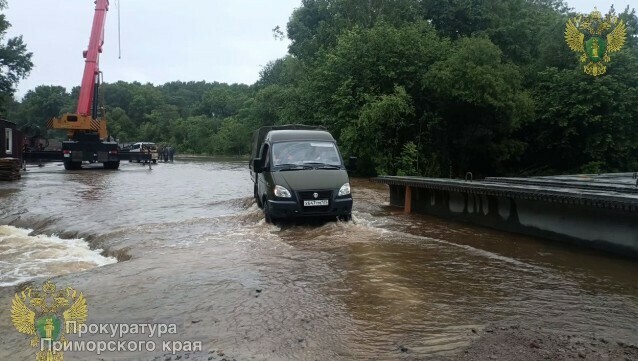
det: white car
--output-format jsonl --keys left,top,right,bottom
{"left": 129, "top": 142, "right": 159, "bottom": 163}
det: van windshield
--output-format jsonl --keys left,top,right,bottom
{"left": 272, "top": 141, "right": 342, "bottom": 167}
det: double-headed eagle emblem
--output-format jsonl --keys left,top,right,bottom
{"left": 11, "top": 280, "right": 88, "bottom": 361}
{"left": 565, "top": 8, "right": 627, "bottom": 76}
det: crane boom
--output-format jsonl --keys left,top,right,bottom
{"left": 77, "top": 0, "right": 109, "bottom": 116}
{"left": 48, "top": 0, "right": 110, "bottom": 141}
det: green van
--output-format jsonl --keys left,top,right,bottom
{"left": 250, "top": 125, "right": 355, "bottom": 223}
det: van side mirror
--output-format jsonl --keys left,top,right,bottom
{"left": 252, "top": 158, "right": 263, "bottom": 173}
{"left": 347, "top": 156, "right": 357, "bottom": 171}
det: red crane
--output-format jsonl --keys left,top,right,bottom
{"left": 23, "top": 0, "right": 150, "bottom": 169}
{"left": 77, "top": 0, "right": 109, "bottom": 119}
{"left": 48, "top": 0, "right": 120, "bottom": 170}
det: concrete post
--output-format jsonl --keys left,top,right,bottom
{"left": 405, "top": 186, "right": 412, "bottom": 214}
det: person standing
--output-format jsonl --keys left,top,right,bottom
{"left": 158, "top": 145, "right": 164, "bottom": 162}
{"left": 168, "top": 146, "right": 175, "bottom": 163}
{"left": 163, "top": 146, "right": 170, "bottom": 163}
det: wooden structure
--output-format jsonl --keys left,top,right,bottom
{"left": 0, "top": 118, "right": 23, "bottom": 181}
{"left": 1, "top": 118, "right": 22, "bottom": 160}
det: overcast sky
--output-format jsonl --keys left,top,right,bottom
{"left": 4, "top": 0, "right": 634, "bottom": 97}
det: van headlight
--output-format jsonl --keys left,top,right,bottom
{"left": 274, "top": 185, "right": 292, "bottom": 198}
{"left": 338, "top": 183, "right": 351, "bottom": 196}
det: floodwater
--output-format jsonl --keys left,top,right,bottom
{"left": 0, "top": 158, "right": 636, "bottom": 361}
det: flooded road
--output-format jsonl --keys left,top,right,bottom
{"left": 0, "top": 158, "right": 637, "bottom": 360}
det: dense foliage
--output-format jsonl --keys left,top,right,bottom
{"left": 4, "top": 0, "right": 638, "bottom": 176}
{"left": 0, "top": 0, "right": 32, "bottom": 113}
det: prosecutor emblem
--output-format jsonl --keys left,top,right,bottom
{"left": 11, "top": 280, "right": 88, "bottom": 361}
{"left": 565, "top": 8, "right": 627, "bottom": 76}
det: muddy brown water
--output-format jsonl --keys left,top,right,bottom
{"left": 0, "top": 158, "right": 636, "bottom": 360}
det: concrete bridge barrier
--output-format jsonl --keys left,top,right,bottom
{"left": 374, "top": 173, "right": 638, "bottom": 258}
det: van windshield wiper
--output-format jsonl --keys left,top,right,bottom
{"left": 303, "top": 162, "right": 342, "bottom": 169}
{"left": 276, "top": 163, "right": 313, "bottom": 171}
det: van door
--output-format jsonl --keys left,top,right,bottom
{"left": 257, "top": 144, "right": 270, "bottom": 201}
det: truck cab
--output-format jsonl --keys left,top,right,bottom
{"left": 250, "top": 125, "right": 355, "bottom": 223}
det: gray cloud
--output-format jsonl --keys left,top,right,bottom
{"left": 6, "top": 0, "right": 300, "bottom": 96}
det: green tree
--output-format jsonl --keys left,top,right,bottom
{"left": 341, "top": 86, "right": 415, "bottom": 175}
{"left": 13, "top": 86, "right": 72, "bottom": 128}
{"left": 172, "top": 115, "right": 217, "bottom": 154}
{"left": 106, "top": 107, "right": 135, "bottom": 141}
{"left": 0, "top": 0, "right": 33, "bottom": 111}
{"left": 127, "top": 84, "right": 165, "bottom": 123}
{"left": 256, "top": 56, "right": 305, "bottom": 88}
{"left": 143, "top": 104, "right": 180, "bottom": 141}
{"left": 397, "top": 141, "right": 418, "bottom": 176}
{"left": 215, "top": 117, "right": 251, "bottom": 155}
{"left": 103, "top": 81, "right": 134, "bottom": 114}
{"left": 424, "top": 37, "right": 532, "bottom": 176}
{"left": 197, "top": 84, "right": 250, "bottom": 118}
{"left": 287, "top": 0, "right": 422, "bottom": 61}
{"left": 524, "top": 63, "right": 638, "bottom": 173}
{"left": 308, "top": 21, "right": 447, "bottom": 139}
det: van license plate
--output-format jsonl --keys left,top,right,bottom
{"left": 304, "top": 200, "right": 329, "bottom": 207}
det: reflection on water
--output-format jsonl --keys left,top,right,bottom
{"left": 0, "top": 159, "right": 636, "bottom": 360}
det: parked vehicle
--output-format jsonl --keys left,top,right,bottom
{"left": 45, "top": 0, "right": 120, "bottom": 170}
{"left": 129, "top": 142, "right": 159, "bottom": 163}
{"left": 250, "top": 125, "right": 356, "bottom": 223}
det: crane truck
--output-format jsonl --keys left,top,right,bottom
{"left": 23, "top": 0, "right": 149, "bottom": 169}
{"left": 52, "top": 0, "right": 119, "bottom": 170}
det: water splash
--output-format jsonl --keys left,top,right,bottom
{"left": 0, "top": 225, "right": 117, "bottom": 287}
